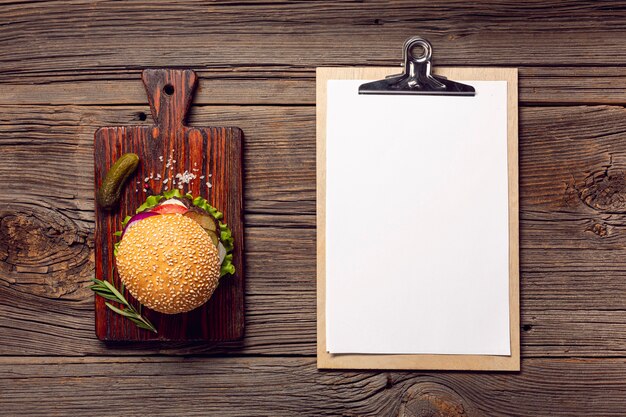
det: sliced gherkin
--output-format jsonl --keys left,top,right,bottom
{"left": 97, "top": 153, "right": 139, "bottom": 210}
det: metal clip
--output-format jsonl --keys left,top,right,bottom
{"left": 358, "top": 36, "right": 475, "bottom": 96}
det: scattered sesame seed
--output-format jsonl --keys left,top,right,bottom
{"left": 175, "top": 170, "right": 196, "bottom": 184}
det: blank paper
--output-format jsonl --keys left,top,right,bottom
{"left": 325, "top": 80, "right": 510, "bottom": 355}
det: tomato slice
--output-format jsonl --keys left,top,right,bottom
{"left": 150, "top": 204, "right": 188, "bottom": 215}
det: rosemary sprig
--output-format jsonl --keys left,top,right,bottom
{"left": 90, "top": 276, "right": 157, "bottom": 334}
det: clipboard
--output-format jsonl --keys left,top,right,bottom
{"left": 316, "top": 37, "right": 519, "bottom": 371}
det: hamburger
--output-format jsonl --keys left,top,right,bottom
{"left": 114, "top": 190, "right": 235, "bottom": 314}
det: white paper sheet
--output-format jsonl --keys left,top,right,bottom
{"left": 325, "top": 80, "right": 510, "bottom": 355}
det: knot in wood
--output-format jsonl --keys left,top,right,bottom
{"left": 587, "top": 222, "right": 608, "bottom": 237}
{"left": 0, "top": 204, "right": 91, "bottom": 299}
{"left": 579, "top": 167, "right": 626, "bottom": 213}
{"left": 397, "top": 382, "right": 472, "bottom": 417}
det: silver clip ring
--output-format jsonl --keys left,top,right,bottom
{"left": 405, "top": 37, "right": 432, "bottom": 64}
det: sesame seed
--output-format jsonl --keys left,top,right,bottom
{"left": 115, "top": 214, "right": 221, "bottom": 313}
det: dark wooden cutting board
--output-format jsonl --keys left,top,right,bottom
{"left": 94, "top": 69, "right": 244, "bottom": 341}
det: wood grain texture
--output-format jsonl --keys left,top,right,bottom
{"left": 1, "top": 357, "right": 625, "bottom": 417}
{"left": 7, "top": 104, "right": 626, "bottom": 217}
{"left": 0, "top": 104, "right": 314, "bottom": 214}
{"left": 2, "top": 0, "right": 626, "bottom": 79}
{"left": 2, "top": 105, "right": 626, "bottom": 357}
{"left": 4, "top": 67, "right": 626, "bottom": 106}
{"left": 2, "top": 0, "right": 626, "bottom": 414}
{"left": 1, "top": 226, "right": 626, "bottom": 357}
{"left": 94, "top": 69, "right": 244, "bottom": 341}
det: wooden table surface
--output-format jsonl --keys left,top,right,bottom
{"left": 1, "top": 2, "right": 626, "bottom": 416}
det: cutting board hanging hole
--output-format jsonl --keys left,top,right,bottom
{"left": 163, "top": 84, "right": 175, "bottom": 95}
{"left": 142, "top": 69, "right": 197, "bottom": 131}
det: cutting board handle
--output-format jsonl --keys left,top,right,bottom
{"left": 142, "top": 69, "right": 198, "bottom": 131}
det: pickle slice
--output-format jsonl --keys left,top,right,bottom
{"left": 205, "top": 230, "right": 219, "bottom": 247}
{"left": 183, "top": 210, "right": 219, "bottom": 232}
{"left": 97, "top": 153, "right": 139, "bottom": 210}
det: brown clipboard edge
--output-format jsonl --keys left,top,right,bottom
{"left": 316, "top": 67, "right": 520, "bottom": 371}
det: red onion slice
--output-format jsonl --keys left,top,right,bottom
{"left": 122, "top": 211, "right": 159, "bottom": 237}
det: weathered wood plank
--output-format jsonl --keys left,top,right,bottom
{"left": 1, "top": 356, "right": 625, "bottom": 416}
{"left": 3, "top": 2, "right": 625, "bottom": 415}
{"left": 5, "top": 0, "right": 626, "bottom": 33}
{"left": 2, "top": 1, "right": 626, "bottom": 78}
{"left": 520, "top": 105, "right": 626, "bottom": 212}
{"left": 0, "top": 224, "right": 320, "bottom": 356}
{"left": 4, "top": 67, "right": 626, "bottom": 106}
{"left": 0, "top": 105, "right": 316, "bottom": 214}
{"left": 3, "top": 31, "right": 626, "bottom": 77}
{"left": 2, "top": 104, "right": 626, "bottom": 356}
{"left": 4, "top": 104, "right": 626, "bottom": 214}
{"left": 1, "top": 73, "right": 314, "bottom": 105}
{"left": 1, "top": 224, "right": 626, "bottom": 357}
{"left": 520, "top": 67, "right": 626, "bottom": 105}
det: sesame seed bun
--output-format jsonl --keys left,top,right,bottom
{"left": 115, "top": 214, "right": 221, "bottom": 314}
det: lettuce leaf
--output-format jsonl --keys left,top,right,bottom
{"left": 163, "top": 189, "right": 183, "bottom": 199}
{"left": 219, "top": 222, "right": 234, "bottom": 252}
{"left": 136, "top": 195, "right": 163, "bottom": 213}
{"left": 187, "top": 195, "right": 235, "bottom": 277}
{"left": 135, "top": 190, "right": 185, "bottom": 214}
{"left": 191, "top": 195, "right": 223, "bottom": 220}
{"left": 220, "top": 253, "right": 235, "bottom": 277}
